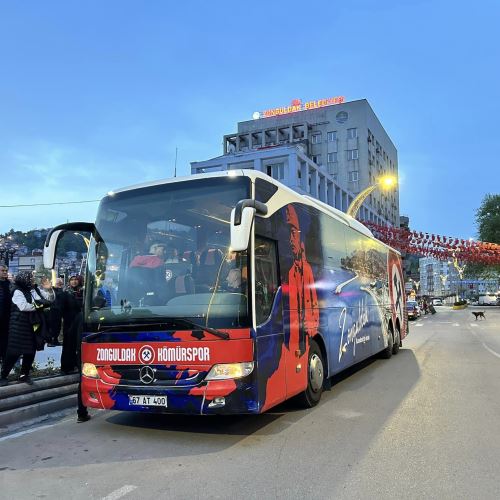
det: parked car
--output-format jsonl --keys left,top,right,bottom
{"left": 432, "top": 298, "right": 443, "bottom": 306}
{"left": 478, "top": 294, "right": 498, "bottom": 306}
{"left": 407, "top": 301, "right": 420, "bottom": 320}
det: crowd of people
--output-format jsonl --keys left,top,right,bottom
{"left": 0, "top": 263, "right": 89, "bottom": 421}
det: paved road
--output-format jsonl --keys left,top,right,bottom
{"left": 1, "top": 307, "right": 500, "bottom": 499}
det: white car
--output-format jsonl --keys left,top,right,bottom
{"left": 432, "top": 298, "right": 443, "bottom": 306}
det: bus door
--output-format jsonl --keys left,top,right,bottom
{"left": 253, "top": 237, "right": 286, "bottom": 412}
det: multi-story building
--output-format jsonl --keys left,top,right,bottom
{"left": 191, "top": 97, "right": 399, "bottom": 226}
{"left": 419, "top": 258, "right": 458, "bottom": 297}
{"left": 420, "top": 256, "right": 500, "bottom": 299}
{"left": 17, "top": 255, "right": 44, "bottom": 274}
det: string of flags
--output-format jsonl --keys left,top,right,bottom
{"left": 363, "top": 222, "right": 500, "bottom": 265}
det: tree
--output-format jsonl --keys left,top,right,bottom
{"left": 476, "top": 194, "right": 500, "bottom": 244}
{"left": 465, "top": 194, "right": 500, "bottom": 279}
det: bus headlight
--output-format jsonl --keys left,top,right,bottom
{"left": 205, "top": 362, "right": 254, "bottom": 380}
{"left": 82, "top": 363, "right": 99, "bottom": 379}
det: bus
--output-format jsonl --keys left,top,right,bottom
{"left": 44, "top": 170, "right": 407, "bottom": 414}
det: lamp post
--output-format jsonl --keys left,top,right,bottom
{"left": 346, "top": 175, "right": 398, "bottom": 219}
{"left": 413, "top": 279, "right": 420, "bottom": 296}
{"left": 452, "top": 253, "right": 466, "bottom": 301}
{"left": 409, "top": 278, "right": 420, "bottom": 296}
{"left": 439, "top": 274, "right": 448, "bottom": 298}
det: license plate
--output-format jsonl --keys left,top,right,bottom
{"left": 129, "top": 395, "right": 167, "bottom": 407}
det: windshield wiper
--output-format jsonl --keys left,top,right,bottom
{"left": 88, "top": 319, "right": 230, "bottom": 340}
{"left": 167, "top": 318, "right": 230, "bottom": 340}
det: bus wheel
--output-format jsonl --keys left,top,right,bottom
{"left": 392, "top": 326, "right": 401, "bottom": 355}
{"left": 297, "top": 339, "right": 324, "bottom": 408}
{"left": 380, "top": 329, "right": 394, "bottom": 359}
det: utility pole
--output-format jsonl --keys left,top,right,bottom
{"left": 174, "top": 147, "right": 178, "bottom": 178}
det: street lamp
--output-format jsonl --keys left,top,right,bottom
{"left": 346, "top": 175, "right": 398, "bottom": 219}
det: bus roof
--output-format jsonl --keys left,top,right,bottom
{"left": 108, "top": 169, "right": 398, "bottom": 254}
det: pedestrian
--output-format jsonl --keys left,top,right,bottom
{"left": 60, "top": 274, "right": 84, "bottom": 374}
{"left": 0, "top": 264, "right": 12, "bottom": 364}
{"left": 422, "top": 299, "right": 429, "bottom": 315}
{"left": 70, "top": 311, "right": 90, "bottom": 423}
{"left": 0, "top": 271, "right": 55, "bottom": 386}
{"left": 47, "top": 277, "right": 64, "bottom": 346}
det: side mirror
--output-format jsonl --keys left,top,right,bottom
{"left": 230, "top": 207, "right": 255, "bottom": 251}
{"left": 43, "top": 222, "right": 97, "bottom": 270}
{"left": 43, "top": 229, "right": 65, "bottom": 270}
{"left": 230, "top": 200, "right": 268, "bottom": 252}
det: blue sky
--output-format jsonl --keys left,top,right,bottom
{"left": 1, "top": 0, "right": 499, "bottom": 240}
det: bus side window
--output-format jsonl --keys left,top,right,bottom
{"left": 255, "top": 237, "right": 279, "bottom": 325}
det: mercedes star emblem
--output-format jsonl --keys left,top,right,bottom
{"left": 139, "top": 365, "right": 155, "bottom": 385}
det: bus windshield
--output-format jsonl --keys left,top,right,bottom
{"left": 84, "top": 176, "right": 251, "bottom": 332}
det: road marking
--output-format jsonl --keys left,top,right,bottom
{"left": 415, "top": 323, "right": 423, "bottom": 327}
{"left": 470, "top": 323, "right": 478, "bottom": 328}
{"left": 453, "top": 323, "right": 460, "bottom": 327}
{"left": 334, "top": 409, "right": 363, "bottom": 419}
{"left": 102, "top": 485, "right": 137, "bottom": 500}
{"left": 0, "top": 413, "right": 76, "bottom": 442}
{"left": 0, "top": 423, "right": 57, "bottom": 443}
{"left": 470, "top": 329, "right": 500, "bottom": 359}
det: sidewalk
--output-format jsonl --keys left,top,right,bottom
{"left": 0, "top": 346, "right": 78, "bottom": 431}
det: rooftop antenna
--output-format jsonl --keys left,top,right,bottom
{"left": 174, "top": 147, "right": 178, "bottom": 177}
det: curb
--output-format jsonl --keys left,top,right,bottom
{"left": 0, "top": 383, "right": 78, "bottom": 412}
{"left": 0, "top": 374, "right": 79, "bottom": 399}
{"left": 0, "top": 394, "right": 77, "bottom": 429}
{"left": 0, "top": 374, "right": 80, "bottom": 430}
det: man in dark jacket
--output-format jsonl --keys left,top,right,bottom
{"left": 71, "top": 311, "right": 90, "bottom": 422}
{"left": 0, "top": 264, "right": 11, "bottom": 364}
{"left": 47, "top": 278, "right": 64, "bottom": 346}
{"left": 60, "top": 274, "right": 83, "bottom": 374}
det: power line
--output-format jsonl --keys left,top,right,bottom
{"left": 0, "top": 199, "right": 100, "bottom": 208}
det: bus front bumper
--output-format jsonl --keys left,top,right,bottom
{"left": 81, "top": 375, "right": 259, "bottom": 415}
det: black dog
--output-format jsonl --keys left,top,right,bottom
{"left": 472, "top": 311, "right": 486, "bottom": 320}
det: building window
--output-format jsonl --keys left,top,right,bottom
{"left": 327, "top": 131, "right": 337, "bottom": 142}
{"left": 311, "top": 155, "right": 321, "bottom": 165}
{"left": 327, "top": 152, "right": 337, "bottom": 163}
{"left": 311, "top": 133, "right": 322, "bottom": 144}
{"left": 348, "top": 171, "right": 359, "bottom": 182}
{"left": 336, "top": 111, "right": 348, "bottom": 124}
{"left": 347, "top": 149, "right": 359, "bottom": 161}
{"left": 327, "top": 163, "right": 336, "bottom": 175}
{"left": 347, "top": 128, "right": 357, "bottom": 139}
{"left": 266, "top": 163, "right": 284, "bottom": 180}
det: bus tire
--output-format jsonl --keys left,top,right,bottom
{"left": 297, "top": 339, "right": 324, "bottom": 408}
{"left": 380, "top": 329, "right": 394, "bottom": 359}
{"left": 392, "top": 325, "right": 401, "bottom": 355}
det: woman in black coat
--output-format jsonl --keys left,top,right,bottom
{"left": 60, "top": 274, "right": 84, "bottom": 374}
{"left": 0, "top": 272, "right": 54, "bottom": 386}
